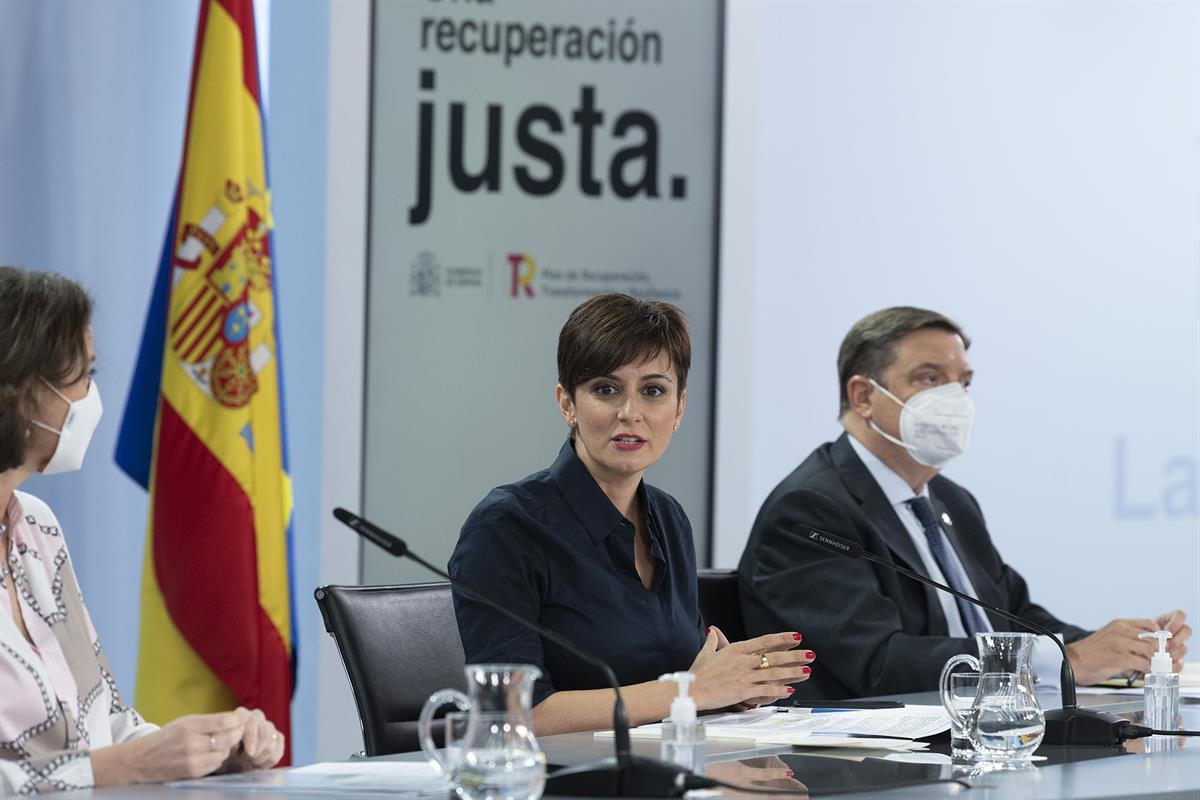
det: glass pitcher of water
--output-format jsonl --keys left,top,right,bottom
{"left": 418, "top": 663, "right": 547, "bottom": 800}
{"left": 940, "top": 632, "right": 1046, "bottom": 762}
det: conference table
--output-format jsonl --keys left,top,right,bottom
{"left": 48, "top": 690, "right": 1200, "bottom": 799}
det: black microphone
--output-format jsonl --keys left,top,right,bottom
{"left": 802, "top": 526, "right": 1128, "bottom": 747}
{"left": 333, "top": 507, "right": 406, "bottom": 557}
{"left": 333, "top": 508, "right": 691, "bottom": 797}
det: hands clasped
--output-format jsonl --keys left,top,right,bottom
{"left": 113, "top": 707, "right": 284, "bottom": 785}
{"left": 688, "top": 627, "right": 814, "bottom": 710}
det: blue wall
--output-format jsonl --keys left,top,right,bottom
{"left": 0, "top": 0, "right": 195, "bottom": 699}
{"left": 267, "top": 0, "right": 329, "bottom": 766}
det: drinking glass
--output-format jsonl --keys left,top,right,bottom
{"left": 948, "top": 672, "right": 980, "bottom": 759}
{"left": 443, "top": 711, "right": 471, "bottom": 777}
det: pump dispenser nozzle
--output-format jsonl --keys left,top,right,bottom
{"left": 1139, "top": 630, "right": 1174, "bottom": 675}
{"left": 658, "top": 671, "right": 697, "bottom": 724}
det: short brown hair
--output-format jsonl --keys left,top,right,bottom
{"left": 557, "top": 294, "right": 691, "bottom": 397}
{"left": 0, "top": 267, "right": 94, "bottom": 472}
{"left": 837, "top": 306, "right": 969, "bottom": 416}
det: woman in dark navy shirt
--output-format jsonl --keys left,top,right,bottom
{"left": 450, "top": 294, "right": 814, "bottom": 735}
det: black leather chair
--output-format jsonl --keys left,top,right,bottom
{"left": 697, "top": 568, "right": 747, "bottom": 643}
{"left": 315, "top": 582, "right": 466, "bottom": 755}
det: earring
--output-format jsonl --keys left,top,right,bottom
{"left": 673, "top": 423, "right": 679, "bottom": 432}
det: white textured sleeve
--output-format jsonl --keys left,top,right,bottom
{"left": 0, "top": 713, "right": 157, "bottom": 793}
{"left": 0, "top": 748, "right": 95, "bottom": 794}
{"left": 110, "top": 707, "right": 160, "bottom": 745}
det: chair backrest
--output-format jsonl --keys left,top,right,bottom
{"left": 315, "top": 582, "right": 466, "bottom": 756}
{"left": 697, "top": 568, "right": 747, "bottom": 643}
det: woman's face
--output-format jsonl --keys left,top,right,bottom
{"left": 557, "top": 350, "right": 686, "bottom": 488}
{"left": 24, "top": 327, "right": 95, "bottom": 471}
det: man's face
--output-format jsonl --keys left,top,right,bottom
{"left": 869, "top": 327, "right": 973, "bottom": 445}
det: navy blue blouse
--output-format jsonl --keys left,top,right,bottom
{"left": 449, "top": 440, "right": 706, "bottom": 706}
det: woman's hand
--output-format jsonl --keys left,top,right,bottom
{"left": 92, "top": 710, "right": 246, "bottom": 786}
{"left": 91, "top": 707, "right": 284, "bottom": 787}
{"left": 705, "top": 757, "right": 809, "bottom": 798}
{"left": 216, "top": 707, "right": 286, "bottom": 774}
{"left": 705, "top": 626, "right": 760, "bottom": 712}
{"left": 707, "top": 625, "right": 732, "bottom": 650}
{"left": 689, "top": 629, "right": 814, "bottom": 710}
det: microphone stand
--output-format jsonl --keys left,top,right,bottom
{"left": 802, "top": 527, "right": 1127, "bottom": 747}
{"left": 333, "top": 508, "right": 691, "bottom": 797}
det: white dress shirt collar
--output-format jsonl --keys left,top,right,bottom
{"left": 845, "top": 432, "right": 931, "bottom": 507}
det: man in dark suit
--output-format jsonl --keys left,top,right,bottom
{"left": 737, "top": 307, "right": 1190, "bottom": 699}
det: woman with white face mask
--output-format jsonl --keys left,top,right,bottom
{"left": 0, "top": 267, "right": 284, "bottom": 793}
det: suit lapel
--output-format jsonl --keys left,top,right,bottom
{"left": 831, "top": 434, "right": 949, "bottom": 635}
{"left": 831, "top": 434, "right": 925, "bottom": 573}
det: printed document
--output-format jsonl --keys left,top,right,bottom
{"left": 170, "top": 761, "right": 449, "bottom": 795}
{"left": 595, "top": 704, "right": 948, "bottom": 749}
{"left": 804, "top": 705, "right": 949, "bottom": 739}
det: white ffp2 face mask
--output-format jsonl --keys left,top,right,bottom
{"left": 30, "top": 379, "right": 103, "bottom": 474}
{"left": 868, "top": 379, "right": 973, "bottom": 468}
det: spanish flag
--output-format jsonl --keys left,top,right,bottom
{"left": 116, "top": 0, "right": 294, "bottom": 764}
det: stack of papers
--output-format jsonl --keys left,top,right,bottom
{"left": 595, "top": 704, "right": 950, "bottom": 751}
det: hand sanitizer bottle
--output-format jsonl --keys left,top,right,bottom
{"left": 658, "top": 672, "right": 705, "bottom": 774}
{"left": 1138, "top": 630, "right": 1179, "bottom": 753}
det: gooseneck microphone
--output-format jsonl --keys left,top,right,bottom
{"left": 801, "top": 526, "right": 1129, "bottom": 747}
{"left": 333, "top": 508, "right": 690, "bottom": 798}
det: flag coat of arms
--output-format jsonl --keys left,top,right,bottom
{"left": 116, "top": 0, "right": 295, "bottom": 764}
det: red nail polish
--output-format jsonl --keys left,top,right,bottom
{"left": 792, "top": 633, "right": 802, "bottom": 641}
{"left": 786, "top": 770, "right": 794, "bottom": 778}
{"left": 705, "top": 627, "right": 711, "bottom": 636}
{"left": 802, "top": 666, "right": 812, "bottom": 674}
{"left": 786, "top": 687, "right": 795, "bottom": 694}
{"left": 806, "top": 651, "right": 815, "bottom": 659}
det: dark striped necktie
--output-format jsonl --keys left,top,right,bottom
{"left": 906, "top": 496, "right": 988, "bottom": 636}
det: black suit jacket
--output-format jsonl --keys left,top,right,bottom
{"left": 737, "top": 433, "right": 1088, "bottom": 700}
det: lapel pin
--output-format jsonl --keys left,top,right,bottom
{"left": 941, "top": 512, "right": 953, "bottom": 526}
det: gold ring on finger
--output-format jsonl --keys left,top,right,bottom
{"left": 758, "top": 654, "right": 770, "bottom": 670}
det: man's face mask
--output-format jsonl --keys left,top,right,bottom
{"left": 868, "top": 378, "right": 973, "bottom": 468}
